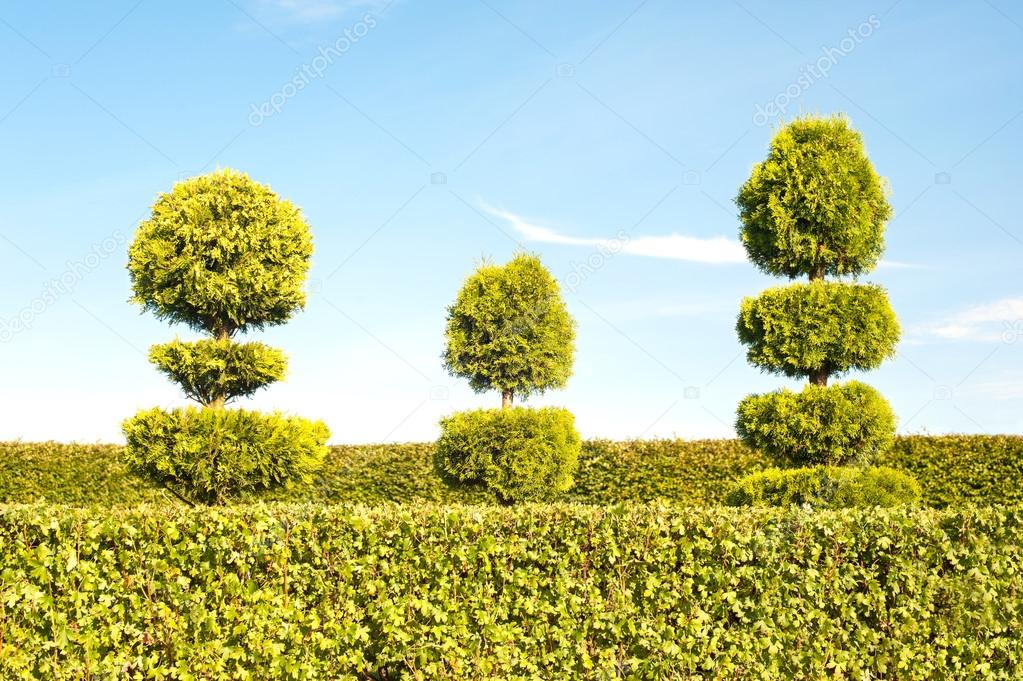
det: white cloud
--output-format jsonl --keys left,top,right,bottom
{"left": 917, "top": 297, "right": 1023, "bottom": 343}
{"left": 970, "top": 377, "right": 1023, "bottom": 401}
{"left": 251, "top": 0, "right": 388, "bottom": 24}
{"left": 878, "top": 259, "right": 926, "bottom": 270}
{"left": 481, "top": 203, "right": 747, "bottom": 265}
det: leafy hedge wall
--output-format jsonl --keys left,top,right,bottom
{"left": 1, "top": 503, "right": 1020, "bottom": 679}
{"left": 1, "top": 435, "right": 1020, "bottom": 507}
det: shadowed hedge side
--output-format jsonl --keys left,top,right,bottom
{"left": 1, "top": 435, "right": 1021, "bottom": 508}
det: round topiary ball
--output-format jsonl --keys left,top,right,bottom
{"left": 434, "top": 406, "right": 580, "bottom": 504}
{"left": 725, "top": 465, "right": 921, "bottom": 508}
{"left": 736, "top": 115, "right": 892, "bottom": 279}
{"left": 127, "top": 168, "right": 314, "bottom": 336}
{"left": 735, "top": 380, "right": 896, "bottom": 466}
{"left": 737, "top": 281, "right": 900, "bottom": 380}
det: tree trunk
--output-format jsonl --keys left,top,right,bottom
{"left": 501, "top": 389, "right": 513, "bottom": 409}
{"left": 809, "top": 368, "right": 828, "bottom": 386}
{"left": 809, "top": 265, "right": 825, "bottom": 281}
{"left": 208, "top": 326, "right": 231, "bottom": 410}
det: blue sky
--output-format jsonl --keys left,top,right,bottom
{"left": 0, "top": 0, "right": 1020, "bottom": 443}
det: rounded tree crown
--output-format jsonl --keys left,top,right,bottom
{"left": 736, "top": 115, "right": 892, "bottom": 279}
{"left": 128, "top": 169, "right": 313, "bottom": 335}
{"left": 149, "top": 339, "right": 288, "bottom": 407}
{"left": 737, "top": 281, "right": 900, "bottom": 380}
{"left": 444, "top": 253, "right": 576, "bottom": 398}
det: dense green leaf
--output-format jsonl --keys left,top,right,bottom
{"left": 122, "top": 407, "right": 329, "bottom": 505}
{"left": 0, "top": 503, "right": 1020, "bottom": 678}
{"left": 435, "top": 407, "right": 581, "bottom": 504}
{"left": 149, "top": 338, "right": 288, "bottom": 406}
{"left": 736, "top": 381, "right": 896, "bottom": 466}
{"left": 727, "top": 465, "right": 921, "bottom": 508}
{"left": 736, "top": 114, "right": 891, "bottom": 279}
{"left": 737, "top": 281, "right": 899, "bottom": 379}
{"left": 127, "top": 168, "right": 313, "bottom": 335}
{"left": 444, "top": 253, "right": 575, "bottom": 403}
{"left": 3, "top": 436, "right": 1020, "bottom": 508}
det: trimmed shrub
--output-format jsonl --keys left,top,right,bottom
{"left": 0, "top": 503, "right": 1020, "bottom": 678}
{"left": 2, "top": 435, "right": 1022, "bottom": 508}
{"left": 735, "top": 115, "right": 899, "bottom": 470}
{"left": 736, "top": 381, "right": 895, "bottom": 466}
{"left": 883, "top": 434, "right": 1023, "bottom": 508}
{"left": 149, "top": 339, "right": 287, "bottom": 405}
{"left": 124, "top": 169, "right": 327, "bottom": 504}
{"left": 122, "top": 407, "right": 329, "bottom": 505}
{"left": 435, "top": 407, "right": 581, "bottom": 504}
{"left": 127, "top": 168, "right": 313, "bottom": 333}
{"left": 736, "top": 115, "right": 891, "bottom": 279}
{"left": 443, "top": 253, "right": 575, "bottom": 407}
{"left": 737, "top": 281, "right": 899, "bottom": 379}
{"left": 727, "top": 465, "right": 921, "bottom": 508}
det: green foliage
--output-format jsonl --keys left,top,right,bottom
{"left": 882, "top": 435, "right": 1023, "bottom": 508}
{"left": 4, "top": 435, "right": 1022, "bottom": 508}
{"left": 443, "top": 253, "right": 575, "bottom": 402}
{"left": 122, "top": 407, "right": 329, "bottom": 505}
{"left": 737, "top": 281, "right": 899, "bottom": 379}
{"left": 2, "top": 503, "right": 1021, "bottom": 678}
{"left": 735, "top": 115, "right": 899, "bottom": 473}
{"left": 127, "top": 168, "right": 314, "bottom": 335}
{"left": 125, "top": 169, "right": 326, "bottom": 503}
{"left": 727, "top": 465, "right": 921, "bottom": 508}
{"left": 435, "top": 407, "right": 580, "bottom": 503}
{"left": 567, "top": 439, "right": 770, "bottom": 505}
{"left": 736, "top": 114, "right": 892, "bottom": 279}
{"left": 149, "top": 339, "right": 287, "bottom": 406}
{"left": 736, "top": 381, "right": 896, "bottom": 466}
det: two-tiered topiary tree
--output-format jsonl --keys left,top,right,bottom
{"left": 123, "top": 169, "right": 329, "bottom": 505}
{"left": 435, "top": 253, "right": 581, "bottom": 504}
{"left": 729, "top": 115, "right": 919, "bottom": 507}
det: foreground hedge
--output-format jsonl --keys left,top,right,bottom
{"left": 1, "top": 503, "right": 1020, "bottom": 679}
{"left": 1, "top": 435, "right": 1020, "bottom": 507}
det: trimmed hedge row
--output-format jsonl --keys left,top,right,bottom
{"left": 1, "top": 503, "right": 1021, "bottom": 679}
{"left": 1, "top": 435, "right": 1020, "bottom": 507}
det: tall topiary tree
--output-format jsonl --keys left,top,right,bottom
{"left": 123, "top": 169, "right": 329, "bottom": 505}
{"left": 730, "top": 116, "right": 916, "bottom": 507}
{"left": 436, "top": 253, "right": 580, "bottom": 504}
{"left": 443, "top": 253, "right": 576, "bottom": 409}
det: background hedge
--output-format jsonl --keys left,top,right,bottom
{"left": 1, "top": 503, "right": 1020, "bottom": 679}
{"left": 1, "top": 435, "right": 1020, "bottom": 507}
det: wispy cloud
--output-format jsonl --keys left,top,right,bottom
{"left": 970, "top": 376, "right": 1023, "bottom": 401}
{"left": 916, "top": 296, "right": 1023, "bottom": 342}
{"left": 878, "top": 259, "right": 926, "bottom": 270}
{"left": 482, "top": 203, "right": 747, "bottom": 264}
{"left": 251, "top": 0, "right": 389, "bottom": 24}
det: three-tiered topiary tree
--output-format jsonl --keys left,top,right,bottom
{"left": 123, "top": 169, "right": 329, "bottom": 505}
{"left": 435, "top": 253, "right": 581, "bottom": 504}
{"left": 729, "top": 115, "right": 919, "bottom": 507}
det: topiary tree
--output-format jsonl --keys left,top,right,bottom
{"left": 731, "top": 115, "right": 913, "bottom": 504}
{"left": 444, "top": 253, "right": 576, "bottom": 409}
{"left": 123, "top": 168, "right": 329, "bottom": 505}
{"left": 437, "top": 253, "right": 580, "bottom": 503}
